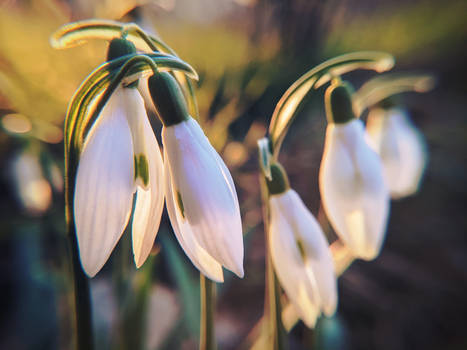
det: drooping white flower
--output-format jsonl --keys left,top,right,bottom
{"left": 266, "top": 164, "right": 337, "bottom": 328}
{"left": 319, "top": 82, "right": 390, "bottom": 261}
{"left": 162, "top": 117, "right": 244, "bottom": 282}
{"left": 74, "top": 85, "right": 164, "bottom": 277}
{"left": 148, "top": 72, "right": 244, "bottom": 282}
{"left": 366, "top": 107, "right": 427, "bottom": 199}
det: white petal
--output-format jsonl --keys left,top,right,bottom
{"left": 319, "top": 119, "right": 389, "bottom": 260}
{"left": 283, "top": 190, "right": 338, "bottom": 317}
{"left": 367, "top": 108, "right": 427, "bottom": 198}
{"left": 162, "top": 117, "right": 244, "bottom": 277}
{"left": 74, "top": 89, "right": 135, "bottom": 277}
{"left": 136, "top": 76, "right": 157, "bottom": 113}
{"left": 164, "top": 150, "right": 224, "bottom": 282}
{"left": 269, "top": 190, "right": 338, "bottom": 328}
{"left": 126, "top": 89, "right": 165, "bottom": 268}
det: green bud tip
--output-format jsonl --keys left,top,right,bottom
{"left": 107, "top": 38, "right": 138, "bottom": 88}
{"left": 266, "top": 162, "right": 290, "bottom": 195}
{"left": 148, "top": 72, "right": 189, "bottom": 127}
{"left": 107, "top": 38, "right": 136, "bottom": 61}
{"left": 325, "top": 80, "right": 356, "bottom": 124}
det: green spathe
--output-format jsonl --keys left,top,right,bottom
{"left": 107, "top": 38, "right": 136, "bottom": 61}
{"left": 107, "top": 38, "right": 138, "bottom": 88}
{"left": 325, "top": 81, "right": 356, "bottom": 124}
{"left": 266, "top": 163, "right": 290, "bottom": 195}
{"left": 148, "top": 72, "right": 189, "bottom": 126}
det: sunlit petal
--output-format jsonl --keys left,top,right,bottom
{"left": 124, "top": 88, "right": 165, "bottom": 268}
{"left": 367, "top": 108, "right": 427, "bottom": 199}
{"left": 162, "top": 117, "right": 244, "bottom": 278}
{"left": 269, "top": 189, "right": 337, "bottom": 328}
{"left": 319, "top": 119, "right": 389, "bottom": 260}
{"left": 74, "top": 89, "right": 135, "bottom": 277}
{"left": 164, "top": 150, "right": 224, "bottom": 282}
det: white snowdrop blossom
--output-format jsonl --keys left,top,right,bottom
{"left": 74, "top": 85, "right": 164, "bottom": 277}
{"left": 269, "top": 188, "right": 338, "bottom": 328}
{"left": 366, "top": 107, "right": 427, "bottom": 199}
{"left": 319, "top": 118, "right": 389, "bottom": 260}
{"left": 162, "top": 117, "right": 244, "bottom": 283}
{"left": 319, "top": 81, "right": 390, "bottom": 261}
{"left": 72, "top": 37, "right": 244, "bottom": 281}
{"left": 146, "top": 72, "right": 244, "bottom": 282}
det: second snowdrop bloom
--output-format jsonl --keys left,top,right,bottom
{"left": 148, "top": 72, "right": 244, "bottom": 283}
{"left": 366, "top": 106, "right": 427, "bottom": 199}
{"left": 74, "top": 39, "right": 165, "bottom": 277}
{"left": 267, "top": 163, "right": 337, "bottom": 328}
{"left": 319, "top": 81, "right": 390, "bottom": 261}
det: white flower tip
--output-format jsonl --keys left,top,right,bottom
{"left": 205, "top": 271, "right": 224, "bottom": 283}
{"left": 134, "top": 252, "right": 148, "bottom": 269}
{"left": 232, "top": 264, "right": 245, "bottom": 278}
{"left": 302, "top": 313, "right": 318, "bottom": 329}
{"left": 80, "top": 258, "right": 101, "bottom": 278}
{"left": 323, "top": 297, "right": 338, "bottom": 317}
{"left": 357, "top": 247, "right": 380, "bottom": 261}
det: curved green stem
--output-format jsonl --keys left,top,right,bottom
{"left": 51, "top": 19, "right": 200, "bottom": 119}
{"left": 71, "top": 54, "right": 161, "bottom": 153}
{"left": 352, "top": 73, "right": 435, "bottom": 115}
{"left": 268, "top": 51, "right": 394, "bottom": 159}
{"left": 200, "top": 274, "right": 217, "bottom": 350}
{"left": 65, "top": 158, "right": 94, "bottom": 350}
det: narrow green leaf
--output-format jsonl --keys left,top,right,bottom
{"left": 268, "top": 51, "right": 395, "bottom": 158}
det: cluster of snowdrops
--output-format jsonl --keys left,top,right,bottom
{"left": 55, "top": 19, "right": 431, "bottom": 342}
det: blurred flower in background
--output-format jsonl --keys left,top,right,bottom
{"left": 366, "top": 106, "right": 428, "bottom": 199}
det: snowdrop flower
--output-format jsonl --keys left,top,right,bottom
{"left": 366, "top": 106, "right": 427, "bottom": 199}
{"left": 266, "top": 163, "right": 337, "bottom": 328}
{"left": 74, "top": 39, "right": 164, "bottom": 277}
{"left": 319, "top": 81, "right": 390, "bottom": 261}
{"left": 148, "top": 72, "right": 244, "bottom": 283}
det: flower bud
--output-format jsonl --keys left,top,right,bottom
{"left": 265, "top": 162, "right": 290, "bottom": 195}
{"left": 325, "top": 81, "right": 356, "bottom": 124}
{"left": 148, "top": 72, "right": 189, "bottom": 126}
{"left": 107, "top": 38, "right": 136, "bottom": 61}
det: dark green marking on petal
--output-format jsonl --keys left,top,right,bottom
{"left": 138, "top": 154, "right": 149, "bottom": 187}
{"left": 296, "top": 239, "right": 307, "bottom": 261}
{"left": 134, "top": 155, "right": 138, "bottom": 181}
{"left": 176, "top": 191, "right": 185, "bottom": 219}
{"left": 134, "top": 154, "right": 149, "bottom": 187}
